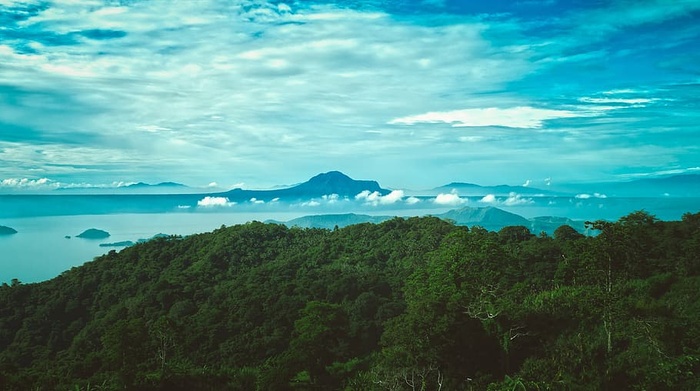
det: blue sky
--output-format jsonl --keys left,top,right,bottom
{"left": 0, "top": 0, "right": 698, "bottom": 191}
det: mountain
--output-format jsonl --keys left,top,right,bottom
{"left": 529, "top": 216, "right": 587, "bottom": 235}
{"left": 125, "top": 182, "right": 187, "bottom": 189}
{"left": 554, "top": 174, "right": 700, "bottom": 197}
{"left": 270, "top": 213, "right": 392, "bottom": 229}
{"left": 271, "top": 207, "right": 585, "bottom": 236}
{"left": 55, "top": 181, "right": 192, "bottom": 194}
{"left": 432, "top": 182, "right": 559, "bottom": 196}
{"left": 217, "top": 171, "right": 390, "bottom": 202}
{"left": 614, "top": 174, "right": 700, "bottom": 197}
{"left": 437, "top": 206, "right": 531, "bottom": 231}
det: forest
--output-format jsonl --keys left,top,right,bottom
{"left": 0, "top": 211, "right": 699, "bottom": 390}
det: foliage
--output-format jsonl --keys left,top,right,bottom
{"left": 0, "top": 212, "right": 698, "bottom": 390}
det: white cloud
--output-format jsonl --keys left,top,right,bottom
{"left": 322, "top": 193, "right": 341, "bottom": 203}
{"left": 479, "top": 194, "right": 497, "bottom": 203}
{"left": 250, "top": 197, "right": 265, "bottom": 204}
{"left": 0, "top": 0, "right": 540, "bottom": 185}
{"left": 575, "top": 193, "right": 607, "bottom": 199}
{"left": 522, "top": 179, "right": 531, "bottom": 187}
{"left": 405, "top": 196, "right": 421, "bottom": 205}
{"left": 579, "top": 97, "right": 654, "bottom": 105}
{"left": 197, "top": 196, "right": 235, "bottom": 207}
{"left": 434, "top": 191, "right": 466, "bottom": 206}
{"left": 1, "top": 177, "right": 56, "bottom": 189}
{"left": 207, "top": 182, "right": 219, "bottom": 188}
{"left": 503, "top": 192, "right": 534, "bottom": 206}
{"left": 544, "top": 177, "right": 552, "bottom": 186}
{"left": 389, "top": 107, "right": 590, "bottom": 129}
{"left": 355, "top": 189, "right": 406, "bottom": 206}
{"left": 301, "top": 200, "right": 321, "bottom": 207}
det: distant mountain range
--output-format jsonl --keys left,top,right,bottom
{"left": 43, "top": 170, "right": 700, "bottom": 198}
{"left": 273, "top": 206, "right": 587, "bottom": 235}
{"left": 567, "top": 174, "right": 700, "bottom": 197}
{"left": 55, "top": 181, "right": 193, "bottom": 194}
{"left": 267, "top": 213, "right": 392, "bottom": 229}
{"left": 431, "top": 182, "right": 559, "bottom": 196}
{"left": 430, "top": 174, "right": 700, "bottom": 198}
{"left": 216, "top": 171, "right": 390, "bottom": 202}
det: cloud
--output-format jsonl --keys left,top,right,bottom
{"left": 322, "top": 194, "right": 341, "bottom": 203}
{"left": 0, "top": 0, "right": 697, "bottom": 189}
{"left": 197, "top": 196, "right": 235, "bottom": 207}
{"left": 1, "top": 177, "right": 56, "bottom": 189}
{"left": 355, "top": 189, "right": 406, "bottom": 206}
{"left": 503, "top": 192, "right": 534, "bottom": 206}
{"left": 522, "top": 179, "right": 531, "bottom": 187}
{"left": 579, "top": 97, "right": 654, "bottom": 105}
{"left": 389, "top": 107, "right": 591, "bottom": 129}
{"left": 0, "top": 0, "right": 541, "bottom": 186}
{"left": 301, "top": 200, "right": 321, "bottom": 207}
{"left": 434, "top": 191, "right": 466, "bottom": 206}
{"left": 479, "top": 193, "right": 533, "bottom": 206}
{"left": 575, "top": 193, "right": 607, "bottom": 199}
{"left": 479, "top": 194, "right": 497, "bottom": 203}
{"left": 250, "top": 197, "right": 264, "bottom": 204}
{"left": 405, "top": 196, "right": 421, "bottom": 205}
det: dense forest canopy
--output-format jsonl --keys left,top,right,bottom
{"left": 1, "top": 211, "right": 699, "bottom": 390}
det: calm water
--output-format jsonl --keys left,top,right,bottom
{"left": 0, "top": 212, "right": 306, "bottom": 284}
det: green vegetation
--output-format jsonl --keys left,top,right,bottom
{"left": 76, "top": 229, "right": 111, "bottom": 239}
{"left": 1, "top": 211, "right": 699, "bottom": 390}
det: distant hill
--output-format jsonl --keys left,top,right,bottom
{"left": 615, "top": 174, "right": 700, "bottom": 197}
{"left": 270, "top": 213, "right": 393, "bottom": 229}
{"left": 555, "top": 174, "right": 700, "bottom": 197}
{"left": 529, "top": 216, "right": 587, "bottom": 235}
{"left": 125, "top": 182, "right": 187, "bottom": 189}
{"left": 436, "top": 206, "right": 530, "bottom": 231}
{"left": 437, "top": 206, "right": 586, "bottom": 235}
{"left": 271, "top": 206, "right": 586, "bottom": 236}
{"left": 55, "top": 182, "right": 192, "bottom": 194}
{"left": 217, "top": 171, "right": 390, "bottom": 202}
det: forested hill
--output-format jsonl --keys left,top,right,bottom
{"left": 1, "top": 212, "right": 699, "bottom": 390}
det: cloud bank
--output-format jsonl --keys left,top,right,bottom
{"left": 197, "top": 196, "right": 235, "bottom": 208}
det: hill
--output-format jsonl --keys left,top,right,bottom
{"left": 437, "top": 206, "right": 530, "bottom": 230}
{"left": 217, "top": 171, "right": 390, "bottom": 202}
{"left": 272, "top": 207, "right": 586, "bottom": 235}
{"left": 1, "top": 213, "right": 698, "bottom": 390}
{"left": 554, "top": 174, "right": 700, "bottom": 197}
{"left": 270, "top": 213, "right": 393, "bottom": 229}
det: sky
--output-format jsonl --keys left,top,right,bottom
{"left": 1, "top": 0, "right": 699, "bottom": 192}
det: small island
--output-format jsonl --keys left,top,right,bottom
{"left": 0, "top": 225, "right": 18, "bottom": 235}
{"left": 76, "top": 229, "right": 110, "bottom": 239}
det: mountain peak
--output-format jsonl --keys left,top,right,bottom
{"left": 291, "top": 171, "right": 389, "bottom": 197}
{"left": 306, "top": 171, "right": 354, "bottom": 185}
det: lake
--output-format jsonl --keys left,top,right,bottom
{"left": 0, "top": 212, "right": 308, "bottom": 284}
{"left": 1, "top": 195, "right": 698, "bottom": 284}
